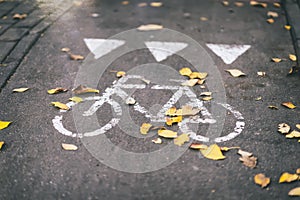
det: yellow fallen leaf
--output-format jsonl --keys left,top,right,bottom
{"left": 238, "top": 149, "right": 257, "bottom": 168}
{"left": 278, "top": 123, "right": 290, "bottom": 134}
{"left": 222, "top": 1, "right": 229, "bottom": 6}
{"left": 69, "top": 54, "right": 84, "bottom": 60}
{"left": 268, "top": 105, "right": 278, "bottom": 110}
{"left": 296, "top": 168, "right": 300, "bottom": 174}
{"left": 284, "top": 25, "right": 291, "bottom": 30}
{"left": 61, "top": 47, "right": 70, "bottom": 52}
{"left": 257, "top": 71, "right": 266, "bottom": 76}
{"left": 181, "top": 79, "right": 199, "bottom": 87}
{"left": 202, "top": 96, "right": 213, "bottom": 101}
{"left": 69, "top": 96, "right": 83, "bottom": 103}
{"left": 288, "top": 187, "right": 300, "bottom": 196}
{"left": 125, "top": 97, "right": 136, "bottom": 105}
{"left": 254, "top": 173, "right": 270, "bottom": 188}
{"left": 47, "top": 87, "right": 68, "bottom": 94}
{"left": 62, "top": 143, "right": 78, "bottom": 151}
{"left": 13, "top": 87, "right": 29, "bottom": 93}
{"left": 174, "top": 133, "right": 189, "bottom": 146}
{"left": 200, "top": 144, "right": 226, "bottom": 160}
{"left": 220, "top": 146, "right": 240, "bottom": 151}
{"left": 189, "top": 143, "right": 208, "bottom": 150}
{"left": 267, "top": 18, "right": 274, "bottom": 24}
{"left": 0, "top": 141, "right": 4, "bottom": 150}
{"left": 273, "top": 2, "right": 281, "bottom": 8}
{"left": 271, "top": 57, "right": 282, "bottom": 62}
{"left": 158, "top": 129, "right": 178, "bottom": 138}
{"left": 267, "top": 11, "right": 278, "bottom": 18}
{"left": 166, "top": 116, "right": 182, "bottom": 126}
{"left": 234, "top": 2, "right": 244, "bottom": 7}
{"left": 225, "top": 69, "right": 246, "bottom": 77}
{"left": 116, "top": 71, "right": 126, "bottom": 77}
{"left": 200, "top": 17, "right": 208, "bottom": 21}
{"left": 189, "top": 72, "right": 208, "bottom": 79}
{"left": 250, "top": 1, "right": 267, "bottom": 8}
{"left": 140, "top": 123, "right": 152, "bottom": 135}
{"left": 282, "top": 102, "right": 296, "bottom": 109}
{"left": 138, "top": 2, "right": 147, "bottom": 7}
{"left": 152, "top": 138, "right": 162, "bottom": 144}
{"left": 179, "top": 67, "right": 192, "bottom": 76}
{"left": 198, "top": 79, "right": 205, "bottom": 85}
{"left": 255, "top": 97, "right": 262, "bottom": 101}
{"left": 182, "top": 105, "right": 200, "bottom": 116}
{"left": 13, "top": 13, "right": 27, "bottom": 19}
{"left": 51, "top": 102, "right": 69, "bottom": 110}
{"left": 289, "top": 66, "right": 297, "bottom": 74}
{"left": 150, "top": 2, "right": 162, "bottom": 7}
{"left": 279, "top": 172, "right": 299, "bottom": 183}
{"left": 73, "top": 85, "right": 99, "bottom": 94}
{"left": 289, "top": 54, "right": 297, "bottom": 62}
{"left": 286, "top": 130, "right": 300, "bottom": 138}
{"left": 296, "top": 124, "right": 300, "bottom": 130}
{"left": 121, "top": 1, "right": 129, "bottom": 5}
{"left": 165, "top": 107, "right": 178, "bottom": 116}
{"left": 137, "top": 24, "right": 163, "bottom": 31}
{"left": 0, "top": 120, "right": 11, "bottom": 130}
{"left": 200, "top": 92, "right": 212, "bottom": 96}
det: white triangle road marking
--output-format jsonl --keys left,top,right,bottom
{"left": 145, "top": 41, "right": 188, "bottom": 62}
{"left": 206, "top": 43, "right": 251, "bottom": 64}
{"left": 83, "top": 38, "right": 125, "bottom": 59}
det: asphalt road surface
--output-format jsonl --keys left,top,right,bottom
{"left": 0, "top": 0, "right": 300, "bottom": 199}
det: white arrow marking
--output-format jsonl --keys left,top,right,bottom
{"left": 83, "top": 38, "right": 125, "bottom": 59}
{"left": 206, "top": 43, "right": 251, "bottom": 64}
{"left": 145, "top": 41, "right": 188, "bottom": 62}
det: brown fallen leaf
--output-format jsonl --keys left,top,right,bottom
{"left": 254, "top": 173, "right": 270, "bottom": 188}
{"left": 255, "top": 97, "right": 262, "bottom": 101}
{"left": 51, "top": 102, "right": 69, "bottom": 110}
{"left": 225, "top": 69, "right": 246, "bottom": 77}
{"left": 189, "top": 143, "right": 208, "bottom": 150}
{"left": 278, "top": 123, "right": 290, "bottom": 134}
{"left": 61, "top": 47, "right": 71, "bottom": 52}
{"left": 202, "top": 96, "right": 213, "bottom": 101}
{"left": 0, "top": 141, "right": 4, "bottom": 150}
{"left": 284, "top": 25, "right": 291, "bottom": 30}
{"left": 69, "top": 96, "right": 83, "bottom": 103}
{"left": 174, "top": 133, "right": 189, "bottom": 146}
{"left": 267, "top": 18, "right": 274, "bottom": 24}
{"left": 222, "top": 1, "right": 229, "bottom": 6}
{"left": 282, "top": 102, "right": 296, "bottom": 109}
{"left": 13, "top": 87, "right": 29, "bottom": 93}
{"left": 296, "top": 168, "right": 300, "bottom": 174}
{"left": 288, "top": 187, "right": 300, "bottom": 196}
{"left": 273, "top": 2, "right": 281, "bottom": 8}
{"left": 73, "top": 85, "right": 99, "bottom": 94}
{"left": 286, "top": 130, "right": 300, "bottom": 138}
{"left": 267, "top": 11, "right": 278, "bottom": 18}
{"left": 181, "top": 79, "right": 199, "bottom": 87}
{"left": 289, "top": 54, "right": 297, "bottom": 62}
{"left": 152, "top": 138, "right": 162, "bottom": 144}
{"left": 166, "top": 116, "right": 182, "bottom": 126}
{"left": 116, "top": 71, "right": 126, "bottom": 78}
{"left": 138, "top": 2, "right": 147, "bottom": 7}
{"left": 179, "top": 67, "right": 192, "bottom": 76}
{"left": 268, "top": 105, "right": 278, "bottom": 110}
{"left": 238, "top": 149, "right": 257, "bottom": 168}
{"left": 137, "top": 24, "right": 163, "bottom": 31}
{"left": 140, "top": 123, "right": 152, "bottom": 135}
{"left": 250, "top": 1, "right": 267, "bottom": 8}
{"left": 150, "top": 2, "right": 163, "bottom": 7}
{"left": 200, "top": 144, "right": 226, "bottom": 160}
{"left": 47, "top": 87, "right": 68, "bottom": 94}
{"left": 121, "top": 1, "right": 129, "bottom": 5}
{"left": 234, "top": 2, "right": 244, "bottom": 7}
{"left": 200, "top": 17, "right": 208, "bottom": 21}
{"left": 198, "top": 79, "right": 205, "bottom": 85}
{"left": 158, "top": 129, "right": 178, "bottom": 138}
{"left": 271, "top": 57, "right": 282, "bottom": 63}
{"left": 182, "top": 105, "right": 200, "bottom": 116}
{"left": 13, "top": 13, "right": 27, "bottom": 19}
{"left": 279, "top": 172, "right": 299, "bottom": 183}
{"left": 200, "top": 92, "right": 212, "bottom": 96}
{"left": 0, "top": 121, "right": 11, "bottom": 130}
{"left": 62, "top": 143, "right": 78, "bottom": 151}
{"left": 69, "top": 54, "right": 84, "bottom": 60}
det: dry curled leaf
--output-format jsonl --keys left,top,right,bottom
{"left": 73, "top": 85, "right": 99, "bottom": 94}
{"left": 267, "top": 11, "right": 278, "bottom": 18}
{"left": 234, "top": 2, "right": 244, "bottom": 7}
{"left": 189, "top": 143, "right": 208, "bottom": 150}
{"left": 179, "top": 67, "right": 192, "bottom": 76}
{"left": 278, "top": 123, "right": 290, "bottom": 134}
{"left": 225, "top": 69, "right": 246, "bottom": 77}
{"left": 200, "top": 17, "right": 208, "bottom": 21}
{"left": 61, "top": 47, "right": 70, "bottom": 52}
{"left": 200, "top": 92, "right": 212, "bottom": 96}
{"left": 257, "top": 71, "right": 266, "bottom": 77}
{"left": 286, "top": 130, "right": 300, "bottom": 138}
{"left": 70, "top": 54, "right": 84, "bottom": 61}
{"left": 279, "top": 172, "right": 299, "bottom": 183}
{"left": 13, "top": 87, "right": 29, "bottom": 93}
{"left": 182, "top": 105, "right": 200, "bottom": 116}
{"left": 13, "top": 13, "right": 27, "bottom": 19}
{"left": 296, "top": 168, "right": 300, "bottom": 174}
{"left": 69, "top": 96, "right": 83, "bottom": 103}
{"left": 267, "top": 18, "right": 274, "bottom": 24}
{"left": 0, "top": 141, "right": 4, "bottom": 150}
{"left": 116, "top": 71, "right": 126, "bottom": 78}
{"left": 288, "top": 187, "right": 300, "bottom": 196}
{"left": 150, "top": 2, "right": 163, "bottom": 7}
{"left": 238, "top": 149, "right": 257, "bottom": 168}
{"left": 152, "top": 138, "right": 162, "bottom": 144}
{"left": 166, "top": 116, "right": 182, "bottom": 126}
{"left": 121, "top": 1, "right": 129, "bottom": 5}
{"left": 271, "top": 57, "right": 282, "bottom": 63}
{"left": 289, "top": 54, "right": 297, "bottom": 62}
{"left": 296, "top": 124, "right": 300, "bottom": 130}
{"left": 222, "top": 1, "right": 229, "bottom": 6}
{"left": 138, "top": 2, "right": 147, "bottom": 7}
{"left": 140, "top": 123, "right": 152, "bottom": 135}
{"left": 62, "top": 143, "right": 78, "bottom": 151}
{"left": 198, "top": 79, "right": 205, "bottom": 85}
{"left": 268, "top": 105, "right": 278, "bottom": 110}
{"left": 202, "top": 96, "right": 213, "bottom": 101}
{"left": 273, "top": 2, "right": 281, "bottom": 7}
{"left": 254, "top": 173, "right": 270, "bottom": 188}
{"left": 255, "top": 97, "right": 262, "bottom": 101}
{"left": 47, "top": 87, "right": 68, "bottom": 94}
{"left": 126, "top": 97, "right": 136, "bottom": 105}
{"left": 0, "top": 121, "right": 11, "bottom": 130}
{"left": 200, "top": 144, "right": 226, "bottom": 160}
{"left": 181, "top": 79, "right": 199, "bottom": 87}
{"left": 174, "top": 133, "right": 189, "bottom": 146}
{"left": 158, "top": 129, "right": 178, "bottom": 138}
{"left": 250, "top": 1, "right": 267, "bottom": 8}
{"left": 284, "top": 25, "right": 291, "bottom": 30}
{"left": 137, "top": 24, "right": 163, "bottom": 31}
{"left": 282, "top": 102, "right": 296, "bottom": 109}
{"left": 51, "top": 102, "right": 69, "bottom": 110}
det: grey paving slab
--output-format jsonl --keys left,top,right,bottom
{"left": 0, "top": 27, "right": 29, "bottom": 41}
{"left": 0, "top": 41, "right": 16, "bottom": 62}
{"left": 0, "top": 1, "right": 20, "bottom": 11}
{"left": 0, "top": 61, "right": 18, "bottom": 89}
{"left": 0, "top": 24, "right": 11, "bottom": 35}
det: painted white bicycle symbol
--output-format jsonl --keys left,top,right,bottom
{"left": 52, "top": 74, "right": 245, "bottom": 143}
